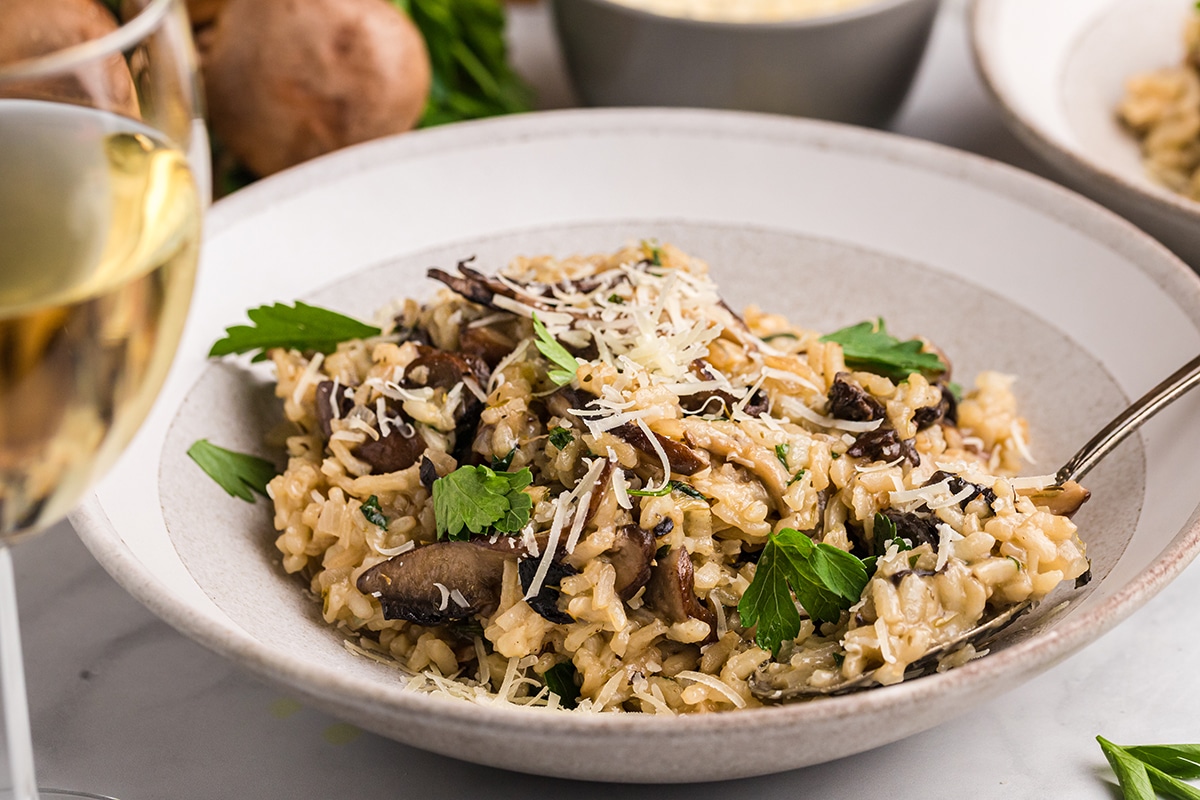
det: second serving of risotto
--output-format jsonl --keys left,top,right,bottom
{"left": 260, "top": 242, "right": 1089, "bottom": 713}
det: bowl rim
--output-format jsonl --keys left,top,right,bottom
{"left": 72, "top": 106, "right": 1200, "bottom": 742}
{"left": 551, "top": 0, "right": 935, "bottom": 32}
{"left": 968, "top": 0, "right": 1200, "bottom": 228}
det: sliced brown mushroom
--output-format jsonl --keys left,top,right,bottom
{"left": 428, "top": 261, "right": 584, "bottom": 319}
{"left": 354, "top": 421, "right": 426, "bottom": 474}
{"left": 1023, "top": 480, "right": 1091, "bottom": 518}
{"left": 315, "top": 380, "right": 356, "bottom": 439}
{"left": 827, "top": 373, "right": 885, "bottom": 422}
{"left": 609, "top": 524, "right": 656, "bottom": 601}
{"left": 681, "top": 360, "right": 768, "bottom": 418}
{"left": 645, "top": 547, "right": 716, "bottom": 637}
{"left": 846, "top": 428, "right": 919, "bottom": 466}
{"left": 404, "top": 344, "right": 490, "bottom": 397}
{"left": 611, "top": 423, "right": 707, "bottom": 476}
{"left": 681, "top": 419, "right": 790, "bottom": 504}
{"left": 459, "top": 323, "right": 515, "bottom": 368}
{"left": 356, "top": 541, "right": 509, "bottom": 625}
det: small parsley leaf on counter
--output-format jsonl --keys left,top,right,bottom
{"left": 531, "top": 313, "right": 579, "bottom": 386}
{"left": 209, "top": 301, "right": 381, "bottom": 362}
{"left": 432, "top": 465, "right": 533, "bottom": 540}
{"left": 738, "top": 528, "right": 872, "bottom": 654}
{"left": 187, "top": 439, "right": 276, "bottom": 502}
{"left": 820, "top": 318, "right": 946, "bottom": 381}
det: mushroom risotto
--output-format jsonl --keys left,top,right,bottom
{"left": 266, "top": 242, "right": 1090, "bottom": 712}
{"left": 1118, "top": 8, "right": 1200, "bottom": 199}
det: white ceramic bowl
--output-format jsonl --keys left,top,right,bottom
{"left": 971, "top": 0, "right": 1200, "bottom": 268}
{"left": 72, "top": 108, "right": 1200, "bottom": 783}
{"left": 551, "top": 0, "right": 939, "bottom": 126}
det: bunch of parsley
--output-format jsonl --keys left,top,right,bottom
{"left": 393, "top": 0, "right": 535, "bottom": 127}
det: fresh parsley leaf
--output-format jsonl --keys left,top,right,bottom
{"left": 548, "top": 427, "right": 575, "bottom": 449}
{"left": 187, "top": 439, "right": 276, "bottom": 502}
{"left": 947, "top": 381, "right": 964, "bottom": 402}
{"left": 361, "top": 495, "right": 388, "bottom": 529}
{"left": 1148, "top": 766, "right": 1200, "bottom": 800}
{"left": 543, "top": 662, "right": 581, "bottom": 710}
{"left": 775, "top": 443, "right": 790, "bottom": 469}
{"left": 1125, "top": 744, "right": 1200, "bottom": 779}
{"left": 432, "top": 465, "right": 533, "bottom": 540}
{"left": 738, "top": 528, "right": 873, "bottom": 653}
{"left": 820, "top": 318, "right": 946, "bottom": 381}
{"left": 1098, "top": 737, "right": 1155, "bottom": 800}
{"left": 491, "top": 448, "right": 516, "bottom": 471}
{"left": 531, "top": 313, "right": 579, "bottom": 386}
{"left": 209, "top": 301, "right": 381, "bottom": 362}
{"left": 736, "top": 538, "right": 804, "bottom": 656}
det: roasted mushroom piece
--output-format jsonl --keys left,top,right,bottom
{"left": 608, "top": 525, "right": 656, "bottom": 601}
{"left": 645, "top": 546, "right": 716, "bottom": 637}
{"left": 354, "top": 419, "right": 426, "bottom": 474}
{"left": 611, "top": 423, "right": 707, "bottom": 476}
{"left": 827, "top": 373, "right": 885, "bottom": 422}
{"left": 847, "top": 428, "right": 919, "bottom": 466}
{"left": 357, "top": 541, "right": 508, "bottom": 625}
{"left": 518, "top": 558, "right": 576, "bottom": 624}
{"left": 314, "top": 380, "right": 355, "bottom": 439}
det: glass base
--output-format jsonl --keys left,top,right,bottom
{"left": 0, "top": 791, "right": 117, "bottom": 799}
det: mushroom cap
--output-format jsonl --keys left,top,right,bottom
{"left": 203, "top": 0, "right": 432, "bottom": 176}
{"left": 0, "top": 0, "right": 139, "bottom": 117}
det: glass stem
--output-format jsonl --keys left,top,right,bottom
{"left": 0, "top": 546, "right": 39, "bottom": 800}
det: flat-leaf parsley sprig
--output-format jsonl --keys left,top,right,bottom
{"left": 738, "top": 528, "right": 873, "bottom": 654}
{"left": 432, "top": 464, "right": 534, "bottom": 540}
{"left": 187, "top": 440, "right": 277, "bottom": 502}
{"left": 209, "top": 301, "right": 381, "bottom": 362}
{"left": 1098, "top": 737, "right": 1200, "bottom": 800}
{"left": 820, "top": 318, "right": 946, "bottom": 382}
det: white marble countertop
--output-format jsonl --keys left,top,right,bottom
{"left": 18, "top": 0, "right": 1197, "bottom": 796}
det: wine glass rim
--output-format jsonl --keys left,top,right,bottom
{"left": 0, "top": 0, "right": 178, "bottom": 83}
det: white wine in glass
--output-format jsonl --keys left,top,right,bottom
{"left": 0, "top": 0, "right": 205, "bottom": 797}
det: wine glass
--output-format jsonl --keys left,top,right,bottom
{"left": 0, "top": 0, "right": 206, "bottom": 797}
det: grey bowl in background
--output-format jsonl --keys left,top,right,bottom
{"left": 550, "top": 0, "right": 940, "bottom": 126}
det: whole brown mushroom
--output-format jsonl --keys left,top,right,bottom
{"left": 0, "top": 0, "right": 139, "bottom": 117}
{"left": 202, "top": 0, "right": 432, "bottom": 177}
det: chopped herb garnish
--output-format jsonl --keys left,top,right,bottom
{"left": 775, "top": 443, "right": 790, "bottom": 469}
{"left": 873, "top": 512, "right": 911, "bottom": 554}
{"left": 491, "top": 448, "right": 516, "bottom": 471}
{"left": 787, "top": 468, "right": 806, "bottom": 487}
{"left": 548, "top": 427, "right": 574, "bottom": 449}
{"left": 187, "top": 439, "right": 276, "bottom": 502}
{"left": 820, "top": 318, "right": 947, "bottom": 382}
{"left": 737, "top": 528, "right": 872, "bottom": 654}
{"left": 607, "top": 294, "right": 624, "bottom": 305}
{"left": 947, "top": 381, "right": 964, "bottom": 402}
{"left": 432, "top": 464, "right": 533, "bottom": 540}
{"left": 361, "top": 495, "right": 388, "bottom": 529}
{"left": 1007, "top": 555, "right": 1023, "bottom": 571}
{"left": 762, "top": 332, "right": 799, "bottom": 342}
{"left": 543, "top": 662, "right": 581, "bottom": 709}
{"left": 531, "top": 313, "right": 579, "bottom": 386}
{"left": 628, "top": 480, "right": 708, "bottom": 500}
{"left": 643, "top": 240, "right": 663, "bottom": 266}
{"left": 209, "top": 301, "right": 381, "bottom": 362}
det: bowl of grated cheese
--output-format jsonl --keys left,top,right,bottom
{"left": 550, "top": 0, "right": 939, "bottom": 125}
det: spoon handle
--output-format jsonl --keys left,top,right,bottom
{"left": 1055, "top": 352, "right": 1200, "bottom": 485}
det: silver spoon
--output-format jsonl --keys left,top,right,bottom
{"left": 749, "top": 352, "right": 1200, "bottom": 702}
